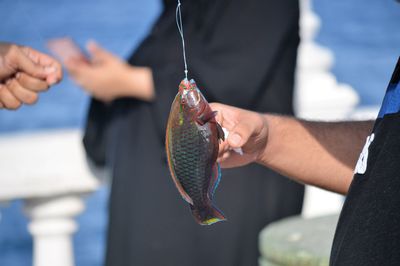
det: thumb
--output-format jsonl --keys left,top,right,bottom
{"left": 227, "top": 122, "right": 253, "bottom": 149}
{"left": 86, "top": 40, "right": 113, "bottom": 64}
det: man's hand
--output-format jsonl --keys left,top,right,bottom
{"left": 210, "top": 103, "right": 269, "bottom": 168}
{"left": 0, "top": 43, "right": 62, "bottom": 110}
{"left": 65, "top": 41, "right": 154, "bottom": 102}
{"left": 211, "top": 102, "right": 373, "bottom": 194}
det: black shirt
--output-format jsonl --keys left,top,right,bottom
{"left": 331, "top": 58, "right": 400, "bottom": 265}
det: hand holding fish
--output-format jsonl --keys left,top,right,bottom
{"left": 211, "top": 102, "right": 369, "bottom": 194}
{"left": 210, "top": 103, "right": 269, "bottom": 169}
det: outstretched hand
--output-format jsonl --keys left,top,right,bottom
{"left": 65, "top": 41, "right": 154, "bottom": 102}
{"left": 65, "top": 41, "right": 128, "bottom": 102}
{"left": 0, "top": 43, "right": 62, "bottom": 110}
{"left": 210, "top": 103, "right": 269, "bottom": 168}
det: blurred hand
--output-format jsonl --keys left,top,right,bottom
{"left": 65, "top": 41, "right": 154, "bottom": 102}
{"left": 210, "top": 103, "right": 269, "bottom": 168}
{"left": 0, "top": 43, "right": 62, "bottom": 110}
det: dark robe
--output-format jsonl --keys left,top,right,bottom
{"left": 83, "top": 0, "right": 304, "bottom": 265}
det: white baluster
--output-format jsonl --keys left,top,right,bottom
{"left": 0, "top": 130, "right": 99, "bottom": 266}
{"left": 25, "top": 195, "right": 84, "bottom": 266}
{"left": 24, "top": 195, "right": 85, "bottom": 266}
{"left": 296, "top": 0, "right": 356, "bottom": 217}
{"left": 295, "top": 0, "right": 359, "bottom": 121}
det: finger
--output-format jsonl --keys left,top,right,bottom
{"left": 218, "top": 152, "right": 256, "bottom": 169}
{"left": 226, "top": 119, "right": 256, "bottom": 148}
{"left": 21, "top": 46, "right": 56, "bottom": 66}
{"left": 210, "top": 103, "right": 238, "bottom": 130}
{"left": 217, "top": 150, "right": 232, "bottom": 164}
{"left": 218, "top": 141, "right": 230, "bottom": 158}
{"left": 64, "top": 58, "right": 95, "bottom": 91}
{"left": 8, "top": 45, "right": 48, "bottom": 79}
{"left": 0, "top": 82, "right": 22, "bottom": 110}
{"left": 65, "top": 58, "right": 89, "bottom": 77}
{"left": 214, "top": 108, "right": 224, "bottom": 126}
{"left": 16, "top": 73, "right": 49, "bottom": 92}
{"left": 37, "top": 53, "right": 62, "bottom": 85}
{"left": 210, "top": 102, "right": 256, "bottom": 148}
{"left": 86, "top": 40, "right": 114, "bottom": 64}
{"left": 46, "top": 66, "right": 63, "bottom": 85}
{"left": 44, "top": 61, "right": 62, "bottom": 85}
{"left": 0, "top": 86, "right": 4, "bottom": 109}
{"left": 7, "top": 78, "right": 38, "bottom": 105}
{"left": 21, "top": 47, "right": 63, "bottom": 85}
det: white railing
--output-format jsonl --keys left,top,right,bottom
{"left": 0, "top": 130, "right": 99, "bottom": 266}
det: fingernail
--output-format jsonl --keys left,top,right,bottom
{"left": 48, "top": 77, "right": 57, "bottom": 85}
{"left": 229, "top": 133, "right": 242, "bottom": 146}
{"left": 44, "top": 66, "right": 57, "bottom": 74}
{"left": 16, "top": 73, "right": 21, "bottom": 79}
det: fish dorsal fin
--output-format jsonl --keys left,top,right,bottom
{"left": 197, "top": 110, "right": 217, "bottom": 126}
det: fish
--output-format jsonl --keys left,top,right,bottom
{"left": 165, "top": 78, "right": 226, "bottom": 225}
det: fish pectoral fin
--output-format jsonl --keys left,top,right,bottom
{"left": 216, "top": 122, "right": 225, "bottom": 141}
{"left": 197, "top": 110, "right": 218, "bottom": 126}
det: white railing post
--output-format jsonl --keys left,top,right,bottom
{"left": 24, "top": 195, "right": 85, "bottom": 266}
{"left": 295, "top": 0, "right": 359, "bottom": 121}
{"left": 0, "top": 130, "right": 99, "bottom": 266}
{"left": 296, "top": 0, "right": 359, "bottom": 217}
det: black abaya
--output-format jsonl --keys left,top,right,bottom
{"left": 84, "top": 1, "right": 304, "bottom": 265}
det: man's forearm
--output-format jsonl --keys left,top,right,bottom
{"left": 260, "top": 115, "right": 374, "bottom": 194}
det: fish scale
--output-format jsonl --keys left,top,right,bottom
{"left": 171, "top": 122, "right": 211, "bottom": 204}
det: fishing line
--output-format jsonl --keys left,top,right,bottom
{"left": 176, "top": 0, "right": 189, "bottom": 80}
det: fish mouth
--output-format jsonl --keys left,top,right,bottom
{"left": 180, "top": 79, "right": 201, "bottom": 108}
{"left": 179, "top": 78, "right": 192, "bottom": 92}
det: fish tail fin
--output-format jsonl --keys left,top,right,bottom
{"left": 190, "top": 204, "right": 226, "bottom": 225}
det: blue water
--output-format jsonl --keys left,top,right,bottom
{"left": 314, "top": 0, "right": 400, "bottom": 105}
{"left": 0, "top": 1, "right": 161, "bottom": 266}
{"left": 0, "top": 0, "right": 162, "bottom": 133}
{"left": 0, "top": 1, "right": 399, "bottom": 266}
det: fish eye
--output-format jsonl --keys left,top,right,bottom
{"left": 184, "top": 89, "right": 201, "bottom": 108}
